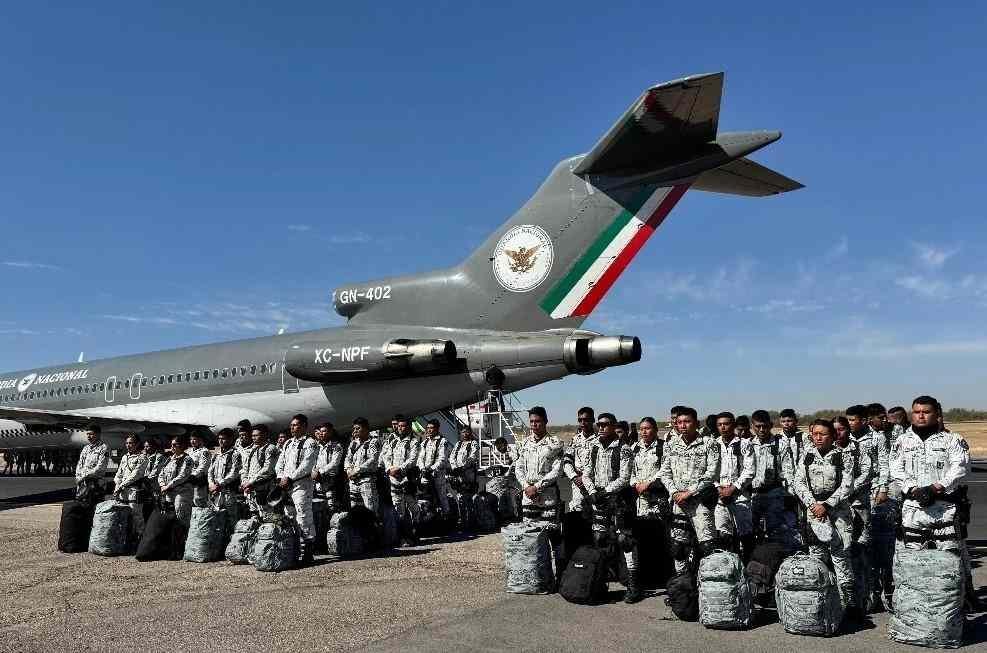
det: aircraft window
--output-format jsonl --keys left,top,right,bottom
{"left": 221, "top": 368, "right": 228, "bottom": 378}
{"left": 260, "top": 364, "right": 267, "bottom": 374}
{"left": 115, "top": 381, "right": 121, "bottom": 390}
{"left": 231, "top": 367, "right": 237, "bottom": 377}
{"left": 82, "top": 385, "right": 87, "bottom": 393}
{"left": 184, "top": 373, "right": 190, "bottom": 382}
{"left": 29, "top": 392, "right": 35, "bottom": 399}
{"left": 142, "top": 377, "right": 147, "bottom": 386}
{"left": 124, "top": 379, "right": 130, "bottom": 388}
{"left": 150, "top": 377, "right": 156, "bottom": 386}
{"left": 240, "top": 366, "right": 247, "bottom": 376}
{"left": 250, "top": 365, "right": 257, "bottom": 375}
{"left": 212, "top": 369, "right": 218, "bottom": 379}
{"left": 167, "top": 375, "right": 173, "bottom": 383}
{"left": 159, "top": 376, "right": 165, "bottom": 384}
{"left": 100, "top": 383, "right": 105, "bottom": 391}
{"left": 193, "top": 371, "right": 199, "bottom": 381}
{"left": 175, "top": 374, "right": 182, "bottom": 383}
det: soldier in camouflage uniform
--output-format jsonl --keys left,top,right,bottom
{"left": 658, "top": 407, "right": 721, "bottom": 574}
{"left": 417, "top": 419, "right": 452, "bottom": 514}
{"left": 158, "top": 436, "right": 195, "bottom": 527}
{"left": 208, "top": 428, "right": 242, "bottom": 537}
{"left": 449, "top": 426, "right": 480, "bottom": 531}
{"left": 749, "top": 410, "right": 792, "bottom": 545}
{"left": 75, "top": 426, "right": 109, "bottom": 505}
{"left": 187, "top": 433, "right": 213, "bottom": 509}
{"left": 113, "top": 434, "right": 148, "bottom": 537}
{"left": 631, "top": 417, "right": 670, "bottom": 587}
{"left": 778, "top": 409, "right": 807, "bottom": 542}
{"left": 890, "top": 396, "right": 972, "bottom": 607}
{"left": 793, "top": 419, "right": 856, "bottom": 613}
{"left": 867, "top": 402, "right": 899, "bottom": 610}
{"left": 312, "top": 422, "right": 346, "bottom": 552}
{"left": 560, "top": 407, "right": 597, "bottom": 570}
{"left": 383, "top": 416, "right": 422, "bottom": 545}
{"left": 514, "top": 406, "right": 564, "bottom": 576}
{"left": 345, "top": 417, "right": 381, "bottom": 513}
{"left": 713, "top": 412, "right": 755, "bottom": 558}
{"left": 835, "top": 413, "right": 875, "bottom": 614}
{"left": 584, "top": 413, "right": 640, "bottom": 602}
{"left": 240, "top": 425, "right": 279, "bottom": 518}
{"left": 846, "top": 404, "right": 889, "bottom": 612}
{"left": 141, "top": 438, "right": 169, "bottom": 522}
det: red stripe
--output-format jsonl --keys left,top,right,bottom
{"left": 571, "top": 184, "right": 689, "bottom": 317}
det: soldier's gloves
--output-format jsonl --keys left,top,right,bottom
{"left": 913, "top": 485, "right": 935, "bottom": 507}
{"left": 591, "top": 490, "right": 607, "bottom": 507}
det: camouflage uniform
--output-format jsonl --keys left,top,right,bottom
{"left": 514, "top": 434, "right": 564, "bottom": 524}
{"left": 889, "top": 428, "right": 970, "bottom": 573}
{"left": 158, "top": 453, "right": 194, "bottom": 526}
{"left": 749, "top": 435, "right": 791, "bottom": 541}
{"left": 848, "top": 429, "right": 886, "bottom": 609}
{"left": 792, "top": 446, "right": 856, "bottom": 608}
{"left": 658, "top": 433, "right": 720, "bottom": 574}
{"left": 560, "top": 430, "right": 597, "bottom": 566}
{"left": 418, "top": 435, "right": 451, "bottom": 513}
{"left": 780, "top": 429, "right": 807, "bottom": 539}
{"left": 314, "top": 439, "right": 346, "bottom": 513}
{"left": 276, "top": 435, "right": 320, "bottom": 546}
{"left": 113, "top": 451, "right": 148, "bottom": 536}
{"left": 449, "top": 438, "right": 479, "bottom": 529}
{"left": 584, "top": 437, "right": 635, "bottom": 558}
{"left": 75, "top": 440, "right": 109, "bottom": 499}
{"left": 345, "top": 437, "right": 381, "bottom": 512}
{"left": 714, "top": 435, "right": 755, "bottom": 542}
{"left": 631, "top": 438, "right": 668, "bottom": 520}
{"left": 208, "top": 447, "right": 242, "bottom": 536}
{"left": 187, "top": 445, "right": 213, "bottom": 508}
{"left": 383, "top": 435, "right": 421, "bottom": 537}
{"left": 242, "top": 443, "right": 279, "bottom": 517}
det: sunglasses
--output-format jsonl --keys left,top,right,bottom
{"left": 577, "top": 417, "right": 594, "bottom": 422}
{"left": 597, "top": 421, "right": 613, "bottom": 427}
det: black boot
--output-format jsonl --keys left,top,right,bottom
{"left": 624, "top": 569, "right": 643, "bottom": 604}
{"left": 299, "top": 538, "right": 315, "bottom": 566}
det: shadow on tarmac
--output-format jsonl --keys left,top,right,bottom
{"left": 0, "top": 487, "right": 73, "bottom": 511}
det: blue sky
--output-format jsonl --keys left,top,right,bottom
{"left": 2, "top": 2, "right": 985, "bottom": 421}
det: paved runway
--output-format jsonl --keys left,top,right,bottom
{"left": 0, "top": 464, "right": 985, "bottom": 652}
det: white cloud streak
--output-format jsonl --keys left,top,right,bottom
{"left": 287, "top": 224, "right": 311, "bottom": 232}
{"left": 2, "top": 261, "right": 62, "bottom": 271}
{"left": 911, "top": 242, "right": 959, "bottom": 269}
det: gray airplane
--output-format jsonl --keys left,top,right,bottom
{"left": 0, "top": 72, "right": 800, "bottom": 449}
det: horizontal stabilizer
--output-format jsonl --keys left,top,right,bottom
{"left": 573, "top": 72, "right": 724, "bottom": 177}
{"left": 692, "top": 157, "right": 804, "bottom": 196}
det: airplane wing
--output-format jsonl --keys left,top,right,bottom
{"left": 573, "top": 72, "right": 724, "bottom": 176}
{"left": 0, "top": 405, "right": 206, "bottom": 434}
{"left": 691, "top": 156, "right": 804, "bottom": 196}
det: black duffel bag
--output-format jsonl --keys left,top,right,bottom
{"left": 57, "top": 500, "right": 94, "bottom": 553}
{"left": 136, "top": 505, "right": 184, "bottom": 561}
{"left": 559, "top": 545, "right": 609, "bottom": 605}
{"left": 665, "top": 571, "right": 699, "bottom": 621}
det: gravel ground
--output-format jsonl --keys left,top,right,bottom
{"left": 1, "top": 505, "right": 984, "bottom": 653}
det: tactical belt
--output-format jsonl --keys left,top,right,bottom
{"left": 811, "top": 488, "right": 835, "bottom": 502}
{"left": 899, "top": 521, "right": 958, "bottom": 545}
{"left": 522, "top": 504, "right": 558, "bottom": 521}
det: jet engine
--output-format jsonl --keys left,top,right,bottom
{"left": 284, "top": 338, "right": 458, "bottom": 383}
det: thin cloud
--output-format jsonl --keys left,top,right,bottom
{"left": 650, "top": 258, "right": 755, "bottom": 303}
{"left": 826, "top": 236, "right": 849, "bottom": 260}
{"left": 3, "top": 261, "right": 62, "bottom": 271}
{"left": 287, "top": 224, "right": 312, "bottom": 232}
{"left": 0, "top": 328, "right": 41, "bottom": 336}
{"left": 100, "top": 314, "right": 180, "bottom": 326}
{"left": 910, "top": 242, "right": 959, "bottom": 269}
{"left": 328, "top": 232, "right": 372, "bottom": 245}
{"left": 894, "top": 275, "right": 950, "bottom": 298}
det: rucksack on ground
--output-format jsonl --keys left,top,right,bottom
{"left": 665, "top": 571, "right": 699, "bottom": 621}
{"left": 889, "top": 547, "right": 965, "bottom": 648}
{"left": 225, "top": 517, "right": 260, "bottom": 565}
{"left": 473, "top": 492, "right": 498, "bottom": 533}
{"left": 183, "top": 505, "right": 226, "bottom": 563}
{"left": 57, "top": 500, "right": 93, "bottom": 553}
{"left": 484, "top": 474, "right": 518, "bottom": 524}
{"left": 775, "top": 553, "right": 843, "bottom": 636}
{"left": 559, "top": 545, "right": 608, "bottom": 605}
{"left": 88, "top": 500, "right": 133, "bottom": 556}
{"left": 502, "top": 521, "right": 555, "bottom": 594}
{"left": 326, "top": 510, "right": 368, "bottom": 558}
{"left": 378, "top": 505, "right": 399, "bottom": 550}
{"left": 745, "top": 541, "right": 788, "bottom": 606}
{"left": 697, "top": 551, "right": 753, "bottom": 630}
{"left": 252, "top": 520, "right": 298, "bottom": 572}
{"left": 136, "top": 508, "right": 182, "bottom": 562}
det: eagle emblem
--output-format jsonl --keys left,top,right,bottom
{"left": 503, "top": 244, "right": 542, "bottom": 273}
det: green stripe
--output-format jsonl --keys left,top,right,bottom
{"left": 539, "top": 187, "right": 655, "bottom": 313}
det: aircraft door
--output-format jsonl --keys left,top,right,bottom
{"left": 130, "top": 373, "right": 143, "bottom": 400}
{"left": 281, "top": 354, "right": 299, "bottom": 394}
{"left": 105, "top": 376, "right": 117, "bottom": 403}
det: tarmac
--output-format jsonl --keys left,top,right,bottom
{"left": 1, "top": 468, "right": 986, "bottom": 652}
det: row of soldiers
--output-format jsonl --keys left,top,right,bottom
{"left": 514, "top": 397, "right": 973, "bottom": 617}
{"left": 73, "top": 414, "right": 491, "bottom": 563}
{"left": 2, "top": 448, "right": 79, "bottom": 475}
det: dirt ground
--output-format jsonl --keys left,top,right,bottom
{"left": 949, "top": 421, "right": 987, "bottom": 457}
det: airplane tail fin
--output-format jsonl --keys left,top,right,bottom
{"left": 335, "top": 72, "right": 801, "bottom": 331}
